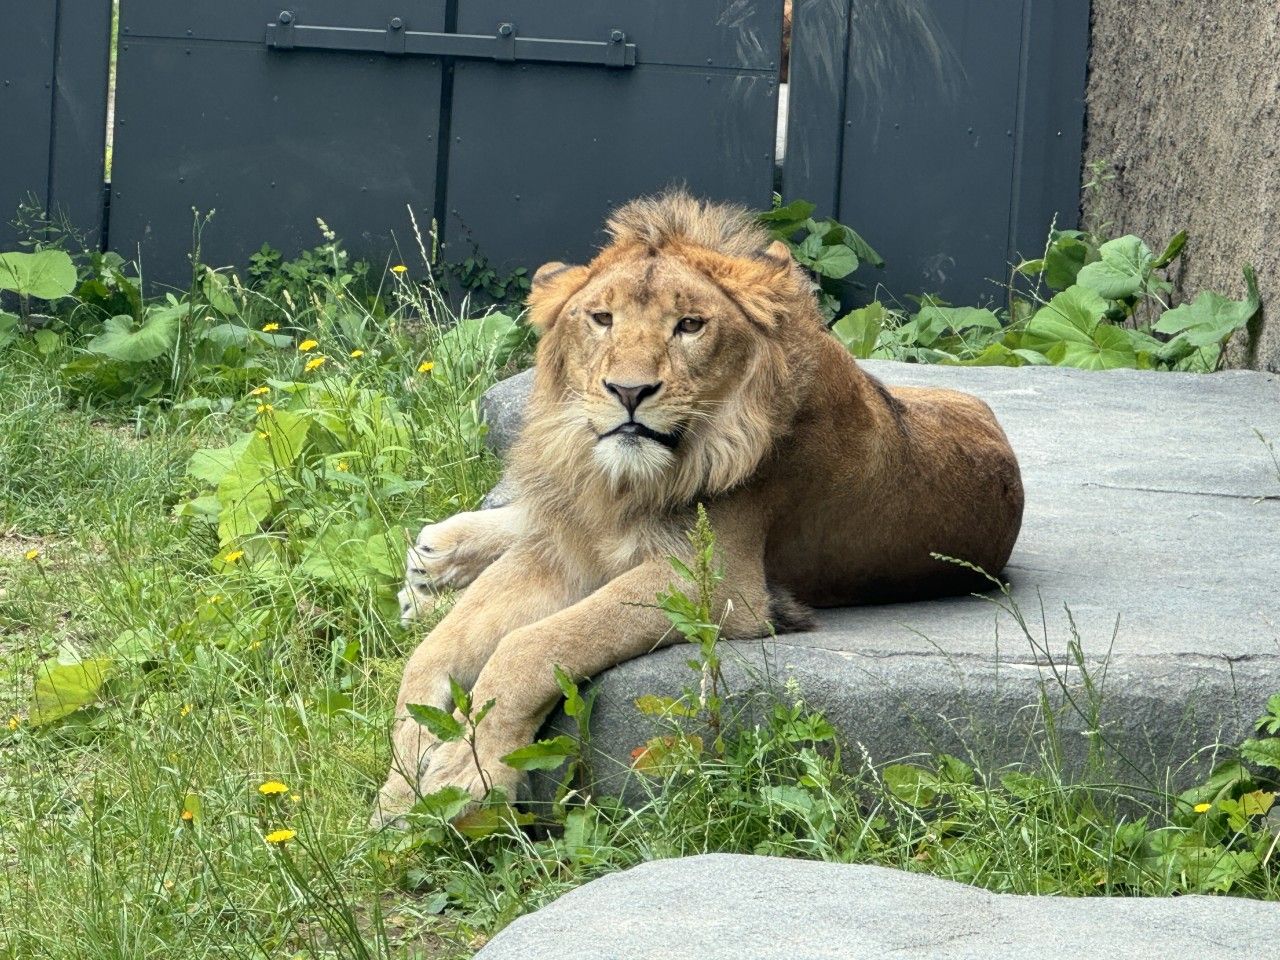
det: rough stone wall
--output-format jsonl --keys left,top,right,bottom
{"left": 1082, "top": 0, "right": 1279, "bottom": 371}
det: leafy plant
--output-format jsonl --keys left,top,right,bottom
{"left": 0, "top": 248, "right": 78, "bottom": 341}
{"left": 828, "top": 225, "right": 1260, "bottom": 372}
{"left": 759, "top": 198, "right": 884, "bottom": 321}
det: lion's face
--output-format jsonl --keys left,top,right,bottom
{"left": 544, "top": 253, "right": 767, "bottom": 488}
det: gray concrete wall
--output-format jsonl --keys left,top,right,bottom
{"left": 1082, "top": 0, "right": 1279, "bottom": 372}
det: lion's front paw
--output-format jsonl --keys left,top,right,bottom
{"left": 419, "top": 739, "right": 523, "bottom": 806}
{"left": 399, "top": 513, "right": 494, "bottom": 622}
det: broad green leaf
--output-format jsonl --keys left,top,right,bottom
{"left": 1154, "top": 264, "right": 1260, "bottom": 348}
{"left": 883, "top": 763, "right": 938, "bottom": 807}
{"left": 1022, "top": 286, "right": 1107, "bottom": 355}
{"left": 187, "top": 435, "right": 251, "bottom": 486}
{"left": 1043, "top": 235, "right": 1092, "bottom": 291}
{"left": 761, "top": 784, "right": 815, "bottom": 815}
{"left": 1240, "top": 737, "right": 1280, "bottom": 771}
{"left": 1240, "top": 789, "right": 1275, "bottom": 817}
{"left": 33, "top": 329, "right": 62, "bottom": 355}
{"left": 201, "top": 269, "right": 238, "bottom": 315}
{"left": 1256, "top": 693, "right": 1280, "bottom": 735}
{"left": 1045, "top": 322, "right": 1137, "bottom": 370}
{"left": 455, "top": 803, "right": 534, "bottom": 838}
{"left": 405, "top": 703, "right": 463, "bottom": 742}
{"left": 0, "top": 249, "right": 77, "bottom": 299}
{"left": 1075, "top": 235, "right": 1153, "bottom": 300}
{"left": 87, "top": 308, "right": 182, "bottom": 363}
{"left": 500, "top": 735, "right": 577, "bottom": 771}
{"left": 831, "top": 302, "right": 887, "bottom": 358}
{"left": 215, "top": 457, "right": 276, "bottom": 544}
{"left": 410, "top": 785, "right": 473, "bottom": 821}
{"left": 807, "top": 242, "right": 859, "bottom": 279}
{"left": 954, "top": 342, "right": 1020, "bottom": 366}
{"left": 30, "top": 657, "right": 111, "bottom": 725}
{"left": 1153, "top": 230, "right": 1188, "bottom": 268}
{"left": 757, "top": 199, "right": 817, "bottom": 239}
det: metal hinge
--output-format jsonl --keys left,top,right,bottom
{"left": 265, "top": 12, "right": 637, "bottom": 68}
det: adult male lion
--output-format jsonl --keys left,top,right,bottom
{"left": 373, "top": 191, "right": 1023, "bottom": 823}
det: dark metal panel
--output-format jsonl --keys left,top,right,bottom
{"left": 445, "top": 63, "right": 779, "bottom": 271}
{"left": 1008, "top": 0, "right": 1090, "bottom": 264}
{"left": 837, "top": 0, "right": 1026, "bottom": 306}
{"left": 455, "top": 1, "right": 784, "bottom": 70}
{"left": 0, "top": 3, "right": 57, "bottom": 248}
{"left": 111, "top": 3, "right": 445, "bottom": 287}
{"left": 49, "top": 0, "right": 113, "bottom": 247}
{"left": 446, "top": 0, "right": 782, "bottom": 272}
{"left": 782, "top": 0, "right": 852, "bottom": 216}
{"left": 122, "top": 1, "right": 444, "bottom": 44}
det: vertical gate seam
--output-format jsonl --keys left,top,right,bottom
{"left": 43, "top": 0, "right": 65, "bottom": 235}
{"left": 832, "top": 0, "right": 855, "bottom": 217}
{"left": 432, "top": 0, "right": 460, "bottom": 252}
{"left": 1007, "top": 0, "right": 1035, "bottom": 271}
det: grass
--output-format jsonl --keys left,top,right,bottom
{"left": 1, "top": 255, "right": 1277, "bottom": 959}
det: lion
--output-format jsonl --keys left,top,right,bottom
{"left": 372, "top": 191, "right": 1024, "bottom": 824}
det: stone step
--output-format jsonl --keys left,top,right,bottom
{"left": 481, "top": 362, "right": 1280, "bottom": 786}
{"left": 473, "top": 853, "right": 1279, "bottom": 959}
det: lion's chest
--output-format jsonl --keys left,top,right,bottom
{"left": 543, "top": 514, "right": 685, "bottom": 593}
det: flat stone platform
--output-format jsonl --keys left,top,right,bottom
{"left": 474, "top": 854, "right": 1280, "bottom": 959}
{"left": 482, "top": 363, "right": 1280, "bottom": 786}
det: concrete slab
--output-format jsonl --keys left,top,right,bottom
{"left": 474, "top": 854, "right": 1280, "bottom": 960}
{"left": 481, "top": 363, "right": 1280, "bottom": 784}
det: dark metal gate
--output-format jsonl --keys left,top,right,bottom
{"left": 0, "top": 0, "right": 113, "bottom": 250}
{"left": 3, "top": 2, "right": 1090, "bottom": 307}
{"left": 785, "top": 0, "right": 1090, "bottom": 307}
{"left": 109, "top": 1, "right": 784, "bottom": 287}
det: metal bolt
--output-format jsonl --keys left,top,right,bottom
{"left": 390, "top": 17, "right": 403, "bottom": 30}
{"left": 610, "top": 29, "right": 624, "bottom": 42}
{"left": 498, "top": 22, "right": 514, "bottom": 36}
{"left": 278, "top": 10, "right": 294, "bottom": 24}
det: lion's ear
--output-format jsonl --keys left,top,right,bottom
{"left": 763, "top": 240, "right": 792, "bottom": 265}
{"left": 528, "top": 261, "right": 590, "bottom": 330}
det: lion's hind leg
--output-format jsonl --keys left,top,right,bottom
{"left": 398, "top": 504, "right": 524, "bottom": 622}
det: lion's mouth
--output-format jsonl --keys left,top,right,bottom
{"left": 599, "top": 421, "right": 683, "bottom": 451}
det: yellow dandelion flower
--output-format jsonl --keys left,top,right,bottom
{"left": 264, "top": 828, "right": 296, "bottom": 845}
{"left": 298, "top": 339, "right": 319, "bottom": 352}
{"left": 180, "top": 809, "right": 194, "bottom": 822}
{"left": 290, "top": 793, "right": 302, "bottom": 804}
{"left": 249, "top": 385, "right": 270, "bottom": 397}
{"left": 1194, "top": 802, "right": 1212, "bottom": 814}
{"left": 179, "top": 703, "right": 193, "bottom": 717}
{"left": 206, "top": 594, "right": 223, "bottom": 606}
{"left": 305, "top": 356, "right": 327, "bottom": 372}
{"left": 417, "top": 360, "right": 434, "bottom": 374}
{"left": 225, "top": 549, "right": 245, "bottom": 564}
{"left": 349, "top": 349, "right": 364, "bottom": 358}
{"left": 7, "top": 715, "right": 20, "bottom": 731}
{"left": 262, "top": 323, "right": 280, "bottom": 333}
{"left": 258, "top": 431, "right": 270, "bottom": 441}
{"left": 391, "top": 264, "right": 408, "bottom": 274}
{"left": 24, "top": 548, "right": 40, "bottom": 561}
{"left": 256, "top": 403, "right": 274, "bottom": 414}
{"left": 336, "top": 460, "right": 349, "bottom": 472}
{"left": 259, "top": 780, "right": 289, "bottom": 797}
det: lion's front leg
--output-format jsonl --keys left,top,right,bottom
{"left": 420, "top": 556, "right": 772, "bottom": 803}
{"left": 398, "top": 504, "right": 524, "bottom": 623}
{"left": 373, "top": 543, "right": 573, "bottom": 826}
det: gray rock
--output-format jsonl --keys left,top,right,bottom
{"left": 479, "top": 362, "right": 1280, "bottom": 786}
{"left": 474, "top": 853, "right": 1279, "bottom": 959}
{"left": 479, "top": 370, "right": 535, "bottom": 458}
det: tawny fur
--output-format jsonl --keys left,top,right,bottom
{"left": 373, "top": 191, "right": 1024, "bottom": 825}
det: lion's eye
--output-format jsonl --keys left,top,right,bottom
{"left": 676, "top": 316, "right": 706, "bottom": 336}
{"left": 591, "top": 311, "right": 613, "bottom": 328}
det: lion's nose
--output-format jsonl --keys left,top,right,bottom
{"left": 603, "top": 379, "right": 662, "bottom": 416}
